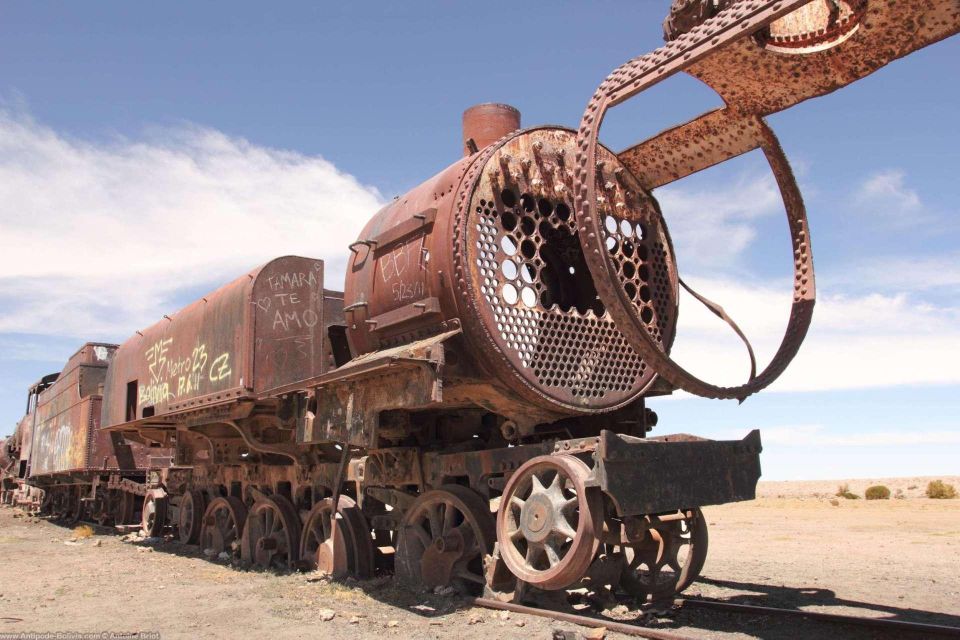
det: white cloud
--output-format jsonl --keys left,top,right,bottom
{"left": 853, "top": 169, "right": 922, "bottom": 218}
{"left": 829, "top": 253, "right": 960, "bottom": 294}
{"left": 665, "top": 275, "right": 960, "bottom": 392}
{"left": 0, "top": 108, "right": 384, "bottom": 338}
{"left": 718, "top": 423, "right": 960, "bottom": 447}
{"left": 655, "top": 170, "right": 780, "bottom": 270}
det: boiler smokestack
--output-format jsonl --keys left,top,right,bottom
{"left": 462, "top": 103, "right": 521, "bottom": 156}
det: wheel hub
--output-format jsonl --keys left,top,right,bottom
{"left": 520, "top": 496, "right": 554, "bottom": 542}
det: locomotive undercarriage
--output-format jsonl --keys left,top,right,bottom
{"left": 108, "top": 398, "right": 761, "bottom": 603}
{"left": 9, "top": 470, "right": 149, "bottom": 527}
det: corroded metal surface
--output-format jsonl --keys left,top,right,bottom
{"left": 27, "top": 343, "right": 155, "bottom": 477}
{"left": 4, "top": 0, "right": 956, "bottom": 606}
{"left": 573, "top": 0, "right": 960, "bottom": 400}
{"left": 102, "top": 255, "right": 329, "bottom": 426}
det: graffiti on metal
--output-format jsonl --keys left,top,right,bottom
{"left": 139, "top": 338, "right": 233, "bottom": 407}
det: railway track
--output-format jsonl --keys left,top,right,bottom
{"left": 473, "top": 596, "right": 960, "bottom": 639}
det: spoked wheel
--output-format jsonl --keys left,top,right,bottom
{"left": 200, "top": 496, "right": 246, "bottom": 557}
{"left": 178, "top": 490, "right": 206, "bottom": 545}
{"left": 241, "top": 495, "right": 301, "bottom": 570}
{"left": 396, "top": 485, "right": 495, "bottom": 593}
{"left": 40, "top": 489, "right": 55, "bottom": 516}
{"left": 69, "top": 485, "right": 86, "bottom": 524}
{"left": 50, "top": 488, "right": 68, "bottom": 519}
{"left": 109, "top": 489, "right": 136, "bottom": 525}
{"left": 141, "top": 490, "right": 168, "bottom": 537}
{"left": 300, "top": 495, "right": 375, "bottom": 578}
{"left": 496, "top": 455, "right": 603, "bottom": 591}
{"left": 617, "top": 509, "right": 708, "bottom": 602}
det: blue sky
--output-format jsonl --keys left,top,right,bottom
{"left": 1, "top": 2, "right": 957, "bottom": 480}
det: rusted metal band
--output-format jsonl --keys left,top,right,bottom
{"left": 573, "top": 0, "right": 815, "bottom": 401}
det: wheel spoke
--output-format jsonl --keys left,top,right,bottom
{"left": 544, "top": 540, "right": 561, "bottom": 568}
{"left": 427, "top": 504, "right": 442, "bottom": 539}
{"left": 525, "top": 542, "right": 544, "bottom": 566}
{"left": 411, "top": 523, "right": 433, "bottom": 550}
{"left": 443, "top": 502, "right": 457, "bottom": 534}
{"left": 531, "top": 473, "right": 546, "bottom": 494}
{"left": 553, "top": 516, "right": 577, "bottom": 541}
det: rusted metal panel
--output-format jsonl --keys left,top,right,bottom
{"left": 22, "top": 342, "right": 153, "bottom": 476}
{"left": 102, "top": 273, "right": 253, "bottom": 426}
{"left": 591, "top": 429, "right": 762, "bottom": 516}
{"left": 302, "top": 331, "right": 452, "bottom": 447}
{"left": 102, "top": 256, "right": 326, "bottom": 427}
{"left": 251, "top": 257, "right": 327, "bottom": 394}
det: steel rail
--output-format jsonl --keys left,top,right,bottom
{"left": 677, "top": 597, "right": 960, "bottom": 637}
{"left": 473, "top": 596, "right": 960, "bottom": 639}
{"left": 472, "top": 598, "right": 695, "bottom": 640}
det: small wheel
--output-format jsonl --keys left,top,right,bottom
{"left": 200, "top": 496, "right": 247, "bottom": 557}
{"left": 178, "top": 490, "right": 206, "bottom": 545}
{"left": 496, "top": 455, "right": 602, "bottom": 591}
{"left": 241, "top": 495, "right": 302, "bottom": 570}
{"left": 300, "top": 495, "right": 374, "bottom": 578}
{"left": 110, "top": 489, "right": 135, "bottom": 525}
{"left": 618, "top": 508, "right": 708, "bottom": 601}
{"left": 396, "top": 485, "right": 495, "bottom": 594}
{"left": 141, "top": 490, "right": 168, "bottom": 537}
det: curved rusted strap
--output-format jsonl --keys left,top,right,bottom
{"left": 572, "top": 0, "right": 815, "bottom": 401}
{"left": 678, "top": 276, "right": 758, "bottom": 384}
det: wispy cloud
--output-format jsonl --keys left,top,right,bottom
{"left": 853, "top": 169, "right": 923, "bottom": 220}
{"left": 0, "top": 108, "right": 384, "bottom": 339}
{"left": 655, "top": 169, "right": 780, "bottom": 270}
{"left": 667, "top": 275, "right": 960, "bottom": 392}
{"left": 827, "top": 253, "right": 960, "bottom": 295}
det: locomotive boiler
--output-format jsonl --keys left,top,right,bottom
{"left": 4, "top": 0, "right": 958, "bottom": 605}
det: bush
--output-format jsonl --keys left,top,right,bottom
{"left": 894, "top": 488, "right": 905, "bottom": 500}
{"left": 72, "top": 524, "right": 94, "bottom": 539}
{"left": 835, "top": 483, "right": 860, "bottom": 500}
{"left": 926, "top": 480, "right": 958, "bottom": 499}
{"left": 865, "top": 485, "right": 890, "bottom": 500}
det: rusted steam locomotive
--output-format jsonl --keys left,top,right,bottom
{"left": 4, "top": 0, "right": 957, "bottom": 603}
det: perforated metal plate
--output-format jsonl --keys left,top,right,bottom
{"left": 461, "top": 128, "right": 678, "bottom": 410}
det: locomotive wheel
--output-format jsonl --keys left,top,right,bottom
{"left": 141, "top": 490, "right": 168, "bottom": 537}
{"left": 396, "top": 485, "right": 495, "bottom": 593}
{"left": 110, "top": 489, "right": 135, "bottom": 525}
{"left": 300, "top": 495, "right": 375, "bottom": 578}
{"left": 200, "top": 496, "right": 246, "bottom": 556}
{"left": 40, "top": 489, "right": 54, "bottom": 516}
{"left": 69, "top": 485, "right": 86, "bottom": 524}
{"left": 241, "top": 495, "right": 302, "bottom": 571}
{"left": 120, "top": 490, "right": 137, "bottom": 525}
{"left": 496, "top": 455, "right": 602, "bottom": 591}
{"left": 617, "top": 509, "right": 708, "bottom": 602}
{"left": 178, "top": 490, "right": 206, "bottom": 545}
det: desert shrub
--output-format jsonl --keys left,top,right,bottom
{"left": 894, "top": 488, "right": 905, "bottom": 499}
{"left": 926, "top": 480, "right": 958, "bottom": 499}
{"left": 72, "top": 524, "right": 94, "bottom": 539}
{"left": 835, "top": 483, "right": 859, "bottom": 499}
{"left": 907, "top": 485, "right": 917, "bottom": 490}
{"left": 865, "top": 485, "right": 890, "bottom": 500}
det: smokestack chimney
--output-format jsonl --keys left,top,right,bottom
{"left": 462, "top": 103, "right": 521, "bottom": 156}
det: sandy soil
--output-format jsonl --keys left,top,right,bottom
{"left": 0, "top": 483, "right": 957, "bottom": 640}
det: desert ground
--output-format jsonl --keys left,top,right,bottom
{"left": 0, "top": 477, "right": 957, "bottom": 640}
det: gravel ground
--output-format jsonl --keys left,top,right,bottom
{"left": 0, "top": 486, "right": 957, "bottom": 640}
